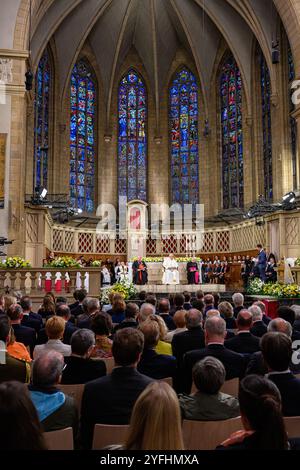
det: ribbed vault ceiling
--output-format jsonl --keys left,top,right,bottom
{"left": 30, "top": 0, "right": 280, "bottom": 128}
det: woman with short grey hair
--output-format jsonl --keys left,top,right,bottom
{"left": 179, "top": 356, "right": 240, "bottom": 421}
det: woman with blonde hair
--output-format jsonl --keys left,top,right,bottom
{"left": 109, "top": 295, "right": 126, "bottom": 324}
{"left": 125, "top": 382, "right": 184, "bottom": 450}
{"left": 3, "top": 295, "right": 17, "bottom": 313}
{"left": 148, "top": 314, "right": 172, "bottom": 356}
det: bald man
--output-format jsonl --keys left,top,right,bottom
{"left": 224, "top": 310, "right": 260, "bottom": 354}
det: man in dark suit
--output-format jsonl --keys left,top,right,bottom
{"left": 20, "top": 296, "right": 43, "bottom": 333}
{"left": 249, "top": 304, "right": 267, "bottom": 338}
{"left": 257, "top": 244, "right": 267, "bottom": 282}
{"left": 36, "top": 304, "right": 78, "bottom": 345}
{"left": 70, "top": 289, "right": 87, "bottom": 318}
{"left": 61, "top": 329, "right": 106, "bottom": 384}
{"left": 252, "top": 301, "right": 272, "bottom": 325}
{"left": 262, "top": 332, "right": 300, "bottom": 416}
{"left": 114, "top": 302, "right": 139, "bottom": 332}
{"left": 225, "top": 310, "right": 260, "bottom": 354}
{"left": 0, "top": 315, "right": 29, "bottom": 383}
{"left": 77, "top": 297, "right": 100, "bottom": 329}
{"left": 246, "top": 318, "right": 300, "bottom": 375}
{"left": 137, "top": 320, "right": 177, "bottom": 379}
{"left": 232, "top": 293, "right": 244, "bottom": 318}
{"left": 7, "top": 304, "right": 36, "bottom": 354}
{"left": 158, "top": 298, "right": 175, "bottom": 331}
{"left": 172, "top": 309, "right": 205, "bottom": 366}
{"left": 182, "top": 316, "right": 246, "bottom": 394}
{"left": 80, "top": 328, "right": 152, "bottom": 449}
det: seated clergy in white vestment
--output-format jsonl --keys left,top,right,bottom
{"left": 162, "top": 254, "right": 179, "bottom": 285}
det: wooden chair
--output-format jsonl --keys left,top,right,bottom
{"left": 101, "top": 357, "right": 115, "bottom": 374}
{"left": 159, "top": 377, "right": 173, "bottom": 386}
{"left": 284, "top": 417, "right": 300, "bottom": 438}
{"left": 57, "top": 383, "right": 84, "bottom": 412}
{"left": 92, "top": 424, "right": 129, "bottom": 450}
{"left": 182, "top": 417, "right": 242, "bottom": 450}
{"left": 44, "top": 427, "right": 74, "bottom": 450}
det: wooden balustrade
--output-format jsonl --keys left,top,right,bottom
{"left": 0, "top": 268, "right": 102, "bottom": 297}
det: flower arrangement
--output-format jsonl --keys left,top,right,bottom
{"left": 130, "top": 257, "right": 202, "bottom": 263}
{"left": 295, "top": 258, "right": 300, "bottom": 267}
{"left": 248, "top": 279, "right": 300, "bottom": 298}
{"left": 100, "top": 279, "right": 137, "bottom": 304}
{"left": 0, "top": 256, "right": 31, "bottom": 269}
{"left": 91, "top": 260, "right": 102, "bottom": 267}
{"left": 45, "top": 256, "right": 81, "bottom": 268}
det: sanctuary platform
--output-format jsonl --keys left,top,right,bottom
{"left": 134, "top": 284, "right": 226, "bottom": 294}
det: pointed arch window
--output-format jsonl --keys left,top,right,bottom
{"left": 257, "top": 48, "right": 273, "bottom": 201}
{"left": 169, "top": 68, "right": 199, "bottom": 205}
{"left": 70, "top": 59, "right": 96, "bottom": 213}
{"left": 34, "top": 48, "right": 51, "bottom": 191}
{"left": 219, "top": 53, "right": 244, "bottom": 209}
{"left": 118, "top": 69, "right": 147, "bottom": 202}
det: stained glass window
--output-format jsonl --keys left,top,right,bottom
{"left": 287, "top": 40, "right": 297, "bottom": 189}
{"left": 258, "top": 48, "right": 273, "bottom": 201}
{"left": 118, "top": 70, "right": 147, "bottom": 202}
{"left": 220, "top": 54, "right": 243, "bottom": 209}
{"left": 70, "top": 60, "right": 96, "bottom": 213}
{"left": 34, "top": 49, "right": 51, "bottom": 191}
{"left": 169, "top": 68, "right": 199, "bottom": 205}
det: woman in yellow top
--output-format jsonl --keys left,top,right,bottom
{"left": 146, "top": 315, "right": 173, "bottom": 356}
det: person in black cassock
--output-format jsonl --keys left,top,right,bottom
{"left": 187, "top": 258, "right": 199, "bottom": 285}
{"left": 132, "top": 256, "right": 148, "bottom": 285}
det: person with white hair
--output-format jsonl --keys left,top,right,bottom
{"left": 249, "top": 305, "right": 267, "bottom": 338}
{"left": 138, "top": 303, "right": 156, "bottom": 323}
{"left": 232, "top": 293, "right": 244, "bottom": 317}
{"left": 291, "top": 305, "right": 300, "bottom": 332}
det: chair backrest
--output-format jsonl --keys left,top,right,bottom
{"left": 57, "top": 383, "right": 84, "bottom": 412}
{"left": 44, "top": 427, "right": 74, "bottom": 450}
{"left": 100, "top": 357, "right": 115, "bottom": 374}
{"left": 182, "top": 417, "right": 242, "bottom": 450}
{"left": 92, "top": 424, "right": 129, "bottom": 450}
{"left": 284, "top": 416, "right": 300, "bottom": 438}
{"left": 159, "top": 377, "right": 173, "bottom": 387}
{"left": 191, "top": 378, "right": 239, "bottom": 397}
{"left": 295, "top": 374, "right": 300, "bottom": 380}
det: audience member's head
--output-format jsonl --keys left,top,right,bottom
{"left": 236, "top": 310, "right": 253, "bottom": 331}
{"left": 291, "top": 305, "right": 300, "bottom": 321}
{"left": 232, "top": 293, "right": 244, "bottom": 307}
{"left": 76, "top": 289, "right": 87, "bottom": 303}
{"left": 205, "top": 309, "right": 220, "bottom": 319}
{"left": 85, "top": 297, "right": 100, "bottom": 315}
{"left": 193, "top": 356, "right": 226, "bottom": 395}
{"left": 213, "top": 293, "right": 221, "bottom": 308}
{"left": 32, "top": 350, "right": 65, "bottom": 387}
{"left": 196, "top": 290, "right": 204, "bottom": 301}
{"left": 277, "top": 306, "right": 295, "bottom": 326}
{"left": 204, "top": 316, "right": 226, "bottom": 345}
{"left": 218, "top": 301, "right": 234, "bottom": 319}
{"left": 41, "top": 294, "right": 55, "bottom": 314}
{"left": 158, "top": 298, "right": 170, "bottom": 314}
{"left": 112, "top": 328, "right": 144, "bottom": 367}
{"left": 145, "top": 294, "right": 157, "bottom": 307}
{"left": 7, "top": 304, "right": 23, "bottom": 323}
{"left": 174, "top": 293, "right": 184, "bottom": 308}
{"left": 91, "top": 311, "right": 112, "bottom": 337}
{"left": 56, "top": 304, "right": 71, "bottom": 321}
{"left": 185, "top": 309, "right": 203, "bottom": 330}
{"left": 56, "top": 296, "right": 68, "bottom": 306}
{"left": 267, "top": 318, "right": 292, "bottom": 337}
{"left": 261, "top": 332, "right": 292, "bottom": 372}
{"left": 253, "top": 301, "right": 266, "bottom": 314}
{"left": 183, "top": 292, "right": 191, "bottom": 304}
{"left": 191, "top": 299, "right": 204, "bottom": 313}
{"left": 173, "top": 310, "right": 187, "bottom": 329}
{"left": 112, "top": 296, "right": 126, "bottom": 313}
{"left": 138, "top": 290, "right": 147, "bottom": 302}
{"left": 138, "top": 303, "right": 156, "bottom": 323}
{"left": 0, "top": 315, "right": 11, "bottom": 345}
{"left": 204, "top": 294, "right": 214, "bottom": 307}
{"left": 3, "top": 295, "right": 17, "bottom": 312}
{"left": 238, "top": 375, "right": 288, "bottom": 450}
{"left": 70, "top": 329, "right": 95, "bottom": 358}
{"left": 0, "top": 381, "right": 46, "bottom": 450}
{"left": 139, "top": 320, "right": 160, "bottom": 349}
{"left": 147, "top": 314, "right": 168, "bottom": 341}
{"left": 125, "top": 381, "right": 184, "bottom": 450}
{"left": 20, "top": 296, "right": 32, "bottom": 313}
{"left": 45, "top": 316, "right": 65, "bottom": 340}
{"left": 248, "top": 305, "right": 263, "bottom": 323}
{"left": 125, "top": 302, "right": 139, "bottom": 319}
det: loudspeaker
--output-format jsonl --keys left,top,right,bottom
{"left": 25, "top": 71, "right": 33, "bottom": 91}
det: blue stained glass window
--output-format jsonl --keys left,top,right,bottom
{"left": 34, "top": 49, "right": 51, "bottom": 191}
{"left": 258, "top": 48, "right": 273, "bottom": 201}
{"left": 220, "top": 54, "right": 243, "bottom": 209}
{"left": 169, "top": 68, "right": 199, "bottom": 205}
{"left": 70, "top": 60, "right": 96, "bottom": 212}
{"left": 287, "top": 40, "right": 297, "bottom": 189}
{"left": 118, "top": 69, "right": 147, "bottom": 202}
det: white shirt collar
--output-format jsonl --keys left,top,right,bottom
{"left": 267, "top": 370, "right": 291, "bottom": 376}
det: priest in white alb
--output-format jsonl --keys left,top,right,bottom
{"left": 162, "top": 254, "right": 179, "bottom": 285}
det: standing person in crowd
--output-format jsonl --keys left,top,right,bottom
{"left": 62, "top": 329, "right": 106, "bottom": 384}
{"left": 0, "top": 381, "right": 47, "bottom": 450}
{"left": 232, "top": 293, "right": 244, "bottom": 317}
{"left": 217, "top": 375, "right": 289, "bottom": 450}
{"left": 187, "top": 258, "right": 199, "bottom": 285}
{"left": 0, "top": 316, "right": 30, "bottom": 383}
{"left": 124, "top": 382, "right": 184, "bottom": 450}
{"left": 179, "top": 357, "right": 240, "bottom": 421}
{"left": 132, "top": 256, "right": 148, "bottom": 285}
{"left": 80, "top": 328, "right": 153, "bottom": 449}
{"left": 256, "top": 244, "right": 267, "bottom": 282}
{"left": 90, "top": 312, "right": 113, "bottom": 358}
{"left": 33, "top": 316, "right": 71, "bottom": 359}
{"left": 29, "top": 351, "right": 78, "bottom": 433}
{"left": 265, "top": 254, "right": 277, "bottom": 283}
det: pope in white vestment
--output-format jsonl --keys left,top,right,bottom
{"left": 162, "top": 255, "right": 179, "bottom": 285}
